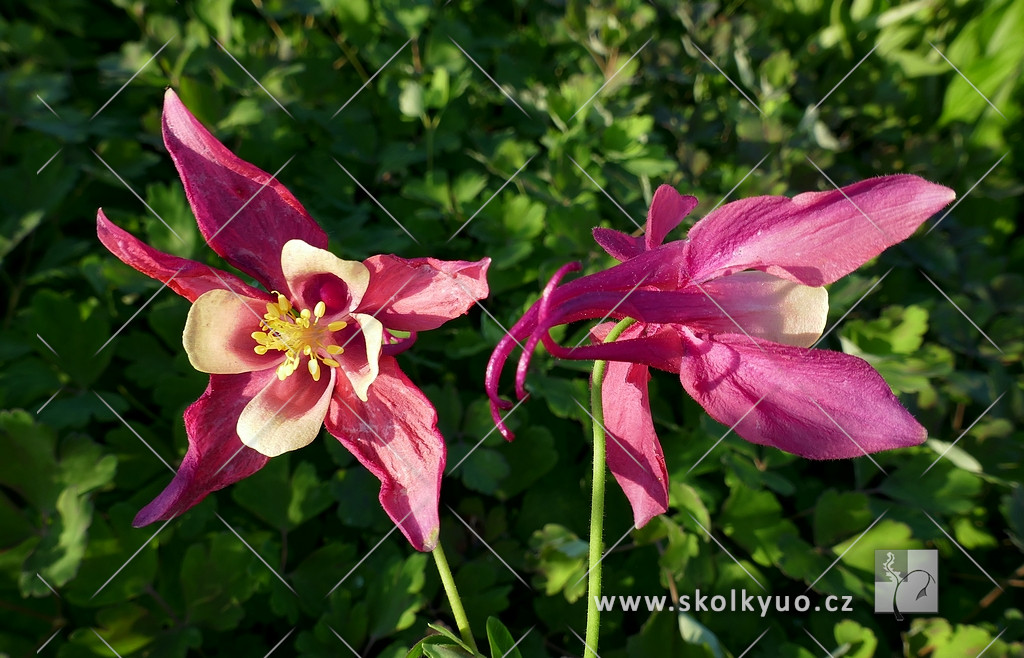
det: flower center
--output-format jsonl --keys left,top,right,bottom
{"left": 252, "top": 293, "right": 347, "bottom": 382}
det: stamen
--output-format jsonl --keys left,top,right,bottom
{"left": 253, "top": 297, "right": 346, "bottom": 382}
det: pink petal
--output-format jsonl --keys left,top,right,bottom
{"left": 593, "top": 227, "right": 644, "bottom": 262}
{"left": 162, "top": 89, "right": 328, "bottom": 291}
{"left": 324, "top": 356, "right": 444, "bottom": 551}
{"left": 97, "top": 209, "right": 263, "bottom": 303}
{"left": 677, "top": 330, "right": 928, "bottom": 459}
{"left": 644, "top": 185, "right": 698, "bottom": 250}
{"left": 359, "top": 255, "right": 491, "bottom": 331}
{"left": 596, "top": 323, "right": 669, "bottom": 527}
{"left": 683, "top": 175, "right": 955, "bottom": 286}
{"left": 133, "top": 372, "right": 273, "bottom": 526}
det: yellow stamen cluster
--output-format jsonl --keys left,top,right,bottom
{"left": 252, "top": 293, "right": 348, "bottom": 381}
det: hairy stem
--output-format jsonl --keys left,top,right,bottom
{"left": 584, "top": 317, "right": 636, "bottom": 658}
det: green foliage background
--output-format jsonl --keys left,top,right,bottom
{"left": 2, "top": 0, "right": 1022, "bottom": 656}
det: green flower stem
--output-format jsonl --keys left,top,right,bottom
{"left": 432, "top": 542, "right": 478, "bottom": 653}
{"left": 584, "top": 317, "right": 636, "bottom": 658}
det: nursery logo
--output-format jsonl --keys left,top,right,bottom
{"left": 874, "top": 549, "right": 939, "bottom": 619}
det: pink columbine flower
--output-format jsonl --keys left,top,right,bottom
{"left": 487, "top": 178, "right": 954, "bottom": 528}
{"left": 98, "top": 90, "right": 489, "bottom": 551}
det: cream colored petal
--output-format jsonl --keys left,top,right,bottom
{"left": 183, "top": 289, "right": 279, "bottom": 374}
{"left": 704, "top": 271, "right": 828, "bottom": 347}
{"left": 280, "top": 239, "right": 370, "bottom": 310}
{"left": 343, "top": 312, "right": 384, "bottom": 402}
{"left": 236, "top": 366, "right": 335, "bottom": 457}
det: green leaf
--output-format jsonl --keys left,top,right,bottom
{"left": 30, "top": 291, "right": 112, "bottom": 386}
{"left": 528, "top": 524, "right": 589, "bottom": 602}
{"left": 460, "top": 448, "right": 510, "bottom": 495}
{"left": 813, "top": 489, "right": 873, "bottom": 546}
{"left": 678, "top": 613, "right": 724, "bottom": 658}
{"left": 180, "top": 531, "right": 265, "bottom": 631}
{"left": 833, "top": 619, "right": 878, "bottom": 658}
{"left": 486, "top": 616, "right": 523, "bottom": 658}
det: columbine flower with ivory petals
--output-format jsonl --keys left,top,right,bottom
{"left": 487, "top": 178, "right": 954, "bottom": 529}
{"left": 98, "top": 90, "right": 489, "bottom": 551}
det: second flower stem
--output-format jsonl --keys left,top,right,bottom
{"left": 584, "top": 318, "right": 635, "bottom": 658}
{"left": 432, "top": 542, "right": 478, "bottom": 653}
